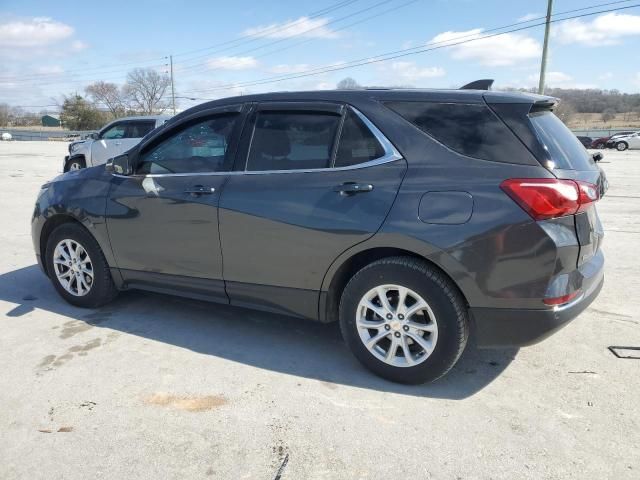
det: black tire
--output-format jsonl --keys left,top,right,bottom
{"left": 64, "top": 156, "right": 85, "bottom": 172}
{"left": 45, "top": 223, "right": 118, "bottom": 308}
{"left": 339, "top": 256, "right": 468, "bottom": 384}
{"left": 616, "top": 141, "right": 628, "bottom": 151}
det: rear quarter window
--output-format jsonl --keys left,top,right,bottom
{"left": 529, "top": 111, "right": 595, "bottom": 171}
{"left": 385, "top": 101, "right": 531, "bottom": 164}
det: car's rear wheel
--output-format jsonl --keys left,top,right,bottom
{"left": 339, "top": 257, "right": 468, "bottom": 384}
{"left": 616, "top": 141, "right": 628, "bottom": 151}
{"left": 45, "top": 223, "right": 118, "bottom": 308}
{"left": 65, "top": 156, "right": 85, "bottom": 172}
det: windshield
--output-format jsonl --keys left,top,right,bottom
{"left": 529, "top": 111, "right": 595, "bottom": 171}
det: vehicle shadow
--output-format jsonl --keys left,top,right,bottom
{"left": 1, "top": 265, "right": 518, "bottom": 399}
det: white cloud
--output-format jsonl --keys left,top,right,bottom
{"left": 244, "top": 16, "right": 339, "bottom": 39}
{"left": 0, "top": 17, "right": 73, "bottom": 48}
{"left": 525, "top": 71, "right": 597, "bottom": 89}
{"left": 268, "top": 63, "right": 311, "bottom": 74}
{"left": 207, "top": 56, "right": 258, "bottom": 70}
{"left": 71, "top": 40, "right": 88, "bottom": 51}
{"left": 598, "top": 72, "right": 614, "bottom": 81}
{"left": 430, "top": 29, "right": 541, "bottom": 66}
{"left": 634, "top": 73, "right": 640, "bottom": 88}
{"left": 517, "top": 13, "right": 541, "bottom": 22}
{"left": 555, "top": 13, "right": 640, "bottom": 46}
{"left": 36, "top": 65, "right": 64, "bottom": 75}
{"left": 390, "top": 62, "right": 445, "bottom": 81}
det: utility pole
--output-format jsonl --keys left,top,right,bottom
{"left": 169, "top": 55, "right": 176, "bottom": 115}
{"left": 538, "top": 0, "right": 554, "bottom": 94}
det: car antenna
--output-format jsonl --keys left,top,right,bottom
{"left": 460, "top": 79, "right": 494, "bottom": 90}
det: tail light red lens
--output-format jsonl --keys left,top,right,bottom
{"left": 543, "top": 290, "right": 581, "bottom": 306}
{"left": 500, "top": 178, "right": 599, "bottom": 221}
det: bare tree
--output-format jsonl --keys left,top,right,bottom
{"left": 85, "top": 81, "right": 127, "bottom": 118}
{"left": 124, "top": 68, "right": 170, "bottom": 114}
{"left": 0, "top": 103, "right": 9, "bottom": 127}
{"left": 337, "top": 77, "right": 361, "bottom": 90}
{"left": 601, "top": 108, "right": 616, "bottom": 123}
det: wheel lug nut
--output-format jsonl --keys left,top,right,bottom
{"left": 386, "top": 314, "right": 393, "bottom": 320}
{"left": 398, "top": 314, "right": 404, "bottom": 320}
{"left": 384, "top": 325, "right": 390, "bottom": 331}
{"left": 403, "top": 325, "right": 409, "bottom": 332}
{"left": 394, "top": 332, "right": 401, "bottom": 338}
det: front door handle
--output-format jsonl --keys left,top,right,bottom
{"left": 334, "top": 182, "right": 374, "bottom": 195}
{"left": 184, "top": 185, "right": 215, "bottom": 196}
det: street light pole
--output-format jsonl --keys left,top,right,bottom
{"left": 538, "top": 0, "right": 554, "bottom": 94}
{"left": 169, "top": 55, "right": 176, "bottom": 115}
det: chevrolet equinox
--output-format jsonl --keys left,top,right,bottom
{"left": 32, "top": 85, "right": 605, "bottom": 384}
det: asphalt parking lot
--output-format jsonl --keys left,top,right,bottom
{"left": 1, "top": 141, "right": 639, "bottom": 479}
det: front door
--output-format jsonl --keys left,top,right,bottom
{"left": 219, "top": 103, "right": 407, "bottom": 318}
{"left": 91, "top": 121, "right": 127, "bottom": 166}
{"left": 106, "top": 109, "right": 244, "bottom": 302}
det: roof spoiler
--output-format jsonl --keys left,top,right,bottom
{"left": 460, "top": 79, "right": 494, "bottom": 90}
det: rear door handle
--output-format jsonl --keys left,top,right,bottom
{"left": 184, "top": 185, "right": 215, "bottom": 196}
{"left": 334, "top": 182, "right": 374, "bottom": 195}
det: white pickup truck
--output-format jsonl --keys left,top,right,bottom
{"left": 64, "top": 115, "right": 170, "bottom": 172}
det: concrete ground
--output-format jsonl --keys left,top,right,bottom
{"left": 0, "top": 141, "right": 638, "bottom": 480}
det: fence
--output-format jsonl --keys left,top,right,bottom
{"left": 1, "top": 129, "right": 95, "bottom": 141}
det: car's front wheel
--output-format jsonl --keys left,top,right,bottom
{"left": 616, "top": 141, "right": 628, "bottom": 151}
{"left": 339, "top": 257, "right": 469, "bottom": 384}
{"left": 65, "top": 156, "right": 85, "bottom": 172}
{"left": 45, "top": 223, "right": 118, "bottom": 308}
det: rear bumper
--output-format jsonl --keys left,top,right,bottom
{"left": 471, "top": 268, "right": 604, "bottom": 348}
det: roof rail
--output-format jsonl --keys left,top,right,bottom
{"left": 460, "top": 79, "right": 494, "bottom": 90}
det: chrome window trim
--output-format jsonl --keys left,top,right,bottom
{"left": 115, "top": 106, "right": 403, "bottom": 179}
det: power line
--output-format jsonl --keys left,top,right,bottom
{"left": 172, "top": 0, "right": 399, "bottom": 73}
{"left": 0, "top": 0, "right": 362, "bottom": 82}
{"left": 171, "top": 0, "right": 362, "bottom": 60}
{"left": 176, "top": 0, "right": 422, "bottom": 79}
{"left": 177, "top": 2, "right": 640, "bottom": 96}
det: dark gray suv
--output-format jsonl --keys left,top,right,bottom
{"left": 31, "top": 86, "right": 605, "bottom": 384}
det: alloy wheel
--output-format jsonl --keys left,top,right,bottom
{"left": 356, "top": 284, "right": 438, "bottom": 367}
{"left": 53, "top": 239, "right": 94, "bottom": 296}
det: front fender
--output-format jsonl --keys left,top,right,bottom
{"left": 31, "top": 166, "right": 117, "bottom": 273}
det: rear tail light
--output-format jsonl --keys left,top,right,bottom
{"left": 500, "top": 178, "right": 599, "bottom": 221}
{"left": 543, "top": 290, "right": 581, "bottom": 306}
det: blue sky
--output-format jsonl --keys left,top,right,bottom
{"left": 1, "top": 0, "right": 639, "bottom": 111}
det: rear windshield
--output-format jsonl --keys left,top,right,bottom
{"left": 385, "top": 101, "right": 531, "bottom": 164}
{"left": 529, "top": 111, "right": 595, "bottom": 170}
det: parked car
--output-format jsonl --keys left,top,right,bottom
{"left": 63, "top": 115, "right": 169, "bottom": 172}
{"left": 576, "top": 135, "right": 592, "bottom": 148}
{"left": 606, "top": 131, "right": 640, "bottom": 151}
{"left": 32, "top": 87, "right": 605, "bottom": 384}
{"left": 591, "top": 131, "right": 635, "bottom": 149}
{"left": 1, "top": 132, "right": 12, "bottom": 141}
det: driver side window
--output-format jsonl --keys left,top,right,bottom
{"left": 137, "top": 114, "right": 239, "bottom": 175}
{"left": 101, "top": 123, "right": 126, "bottom": 140}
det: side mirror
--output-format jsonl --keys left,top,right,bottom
{"left": 89, "top": 132, "right": 99, "bottom": 140}
{"left": 592, "top": 152, "right": 603, "bottom": 162}
{"left": 106, "top": 154, "right": 132, "bottom": 175}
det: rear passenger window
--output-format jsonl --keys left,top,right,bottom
{"left": 247, "top": 112, "right": 340, "bottom": 171}
{"left": 385, "top": 101, "right": 527, "bottom": 163}
{"left": 334, "top": 109, "right": 385, "bottom": 167}
{"left": 126, "top": 120, "right": 156, "bottom": 138}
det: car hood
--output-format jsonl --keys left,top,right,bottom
{"left": 46, "top": 164, "right": 106, "bottom": 186}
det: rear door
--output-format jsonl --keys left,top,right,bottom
{"left": 218, "top": 102, "right": 406, "bottom": 318}
{"left": 120, "top": 119, "right": 157, "bottom": 153}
